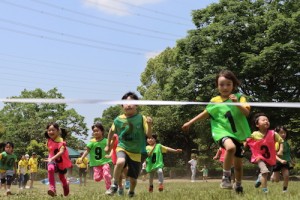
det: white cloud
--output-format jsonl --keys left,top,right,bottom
{"left": 83, "top": 0, "right": 163, "bottom": 16}
{"left": 145, "top": 50, "right": 161, "bottom": 60}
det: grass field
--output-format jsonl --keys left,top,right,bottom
{"left": 1, "top": 178, "right": 300, "bottom": 200}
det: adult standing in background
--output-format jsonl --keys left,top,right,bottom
{"left": 28, "top": 152, "right": 38, "bottom": 189}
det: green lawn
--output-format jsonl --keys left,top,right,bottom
{"left": 1, "top": 178, "right": 300, "bottom": 200}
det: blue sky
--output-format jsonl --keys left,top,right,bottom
{"left": 0, "top": 0, "right": 218, "bottom": 140}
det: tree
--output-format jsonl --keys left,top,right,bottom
{"left": 136, "top": 0, "right": 300, "bottom": 162}
{"left": 0, "top": 88, "right": 88, "bottom": 156}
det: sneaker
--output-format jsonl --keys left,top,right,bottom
{"left": 233, "top": 183, "right": 243, "bottom": 194}
{"left": 148, "top": 185, "right": 153, "bottom": 193}
{"left": 63, "top": 182, "right": 70, "bottom": 196}
{"left": 262, "top": 188, "right": 268, "bottom": 193}
{"left": 128, "top": 191, "right": 135, "bottom": 198}
{"left": 125, "top": 180, "right": 130, "bottom": 190}
{"left": 220, "top": 176, "right": 232, "bottom": 189}
{"left": 118, "top": 188, "right": 124, "bottom": 196}
{"left": 6, "top": 191, "right": 12, "bottom": 196}
{"left": 158, "top": 184, "right": 164, "bottom": 192}
{"left": 283, "top": 190, "right": 287, "bottom": 193}
{"left": 106, "top": 184, "right": 118, "bottom": 196}
{"left": 47, "top": 189, "right": 57, "bottom": 197}
{"left": 255, "top": 174, "right": 262, "bottom": 188}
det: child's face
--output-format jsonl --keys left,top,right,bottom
{"left": 278, "top": 129, "right": 287, "bottom": 140}
{"left": 147, "top": 137, "right": 156, "bottom": 145}
{"left": 217, "top": 76, "right": 234, "bottom": 98}
{"left": 47, "top": 125, "right": 59, "bottom": 140}
{"left": 122, "top": 96, "right": 138, "bottom": 116}
{"left": 93, "top": 127, "right": 103, "bottom": 140}
{"left": 5, "top": 144, "right": 13, "bottom": 154}
{"left": 256, "top": 116, "right": 270, "bottom": 131}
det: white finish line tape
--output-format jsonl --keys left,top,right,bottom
{"left": 0, "top": 99, "right": 299, "bottom": 108}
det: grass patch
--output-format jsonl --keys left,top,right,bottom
{"left": 1, "top": 178, "right": 300, "bottom": 200}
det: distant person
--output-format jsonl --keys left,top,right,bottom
{"left": 76, "top": 152, "right": 88, "bottom": 186}
{"left": 23, "top": 154, "right": 30, "bottom": 188}
{"left": 0, "top": 142, "right": 17, "bottom": 195}
{"left": 271, "top": 125, "right": 294, "bottom": 192}
{"left": 28, "top": 152, "right": 38, "bottom": 189}
{"left": 200, "top": 165, "right": 208, "bottom": 182}
{"left": 80, "top": 123, "right": 112, "bottom": 194}
{"left": 188, "top": 154, "right": 197, "bottom": 182}
{"left": 44, "top": 122, "right": 72, "bottom": 197}
{"left": 146, "top": 133, "right": 182, "bottom": 192}
{"left": 17, "top": 155, "right": 27, "bottom": 189}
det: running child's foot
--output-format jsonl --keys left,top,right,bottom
{"left": 125, "top": 180, "right": 130, "bottom": 190}
{"left": 255, "top": 174, "right": 262, "bottom": 188}
{"left": 148, "top": 185, "right": 153, "bottom": 192}
{"left": 158, "top": 184, "right": 164, "bottom": 192}
{"left": 233, "top": 183, "right": 243, "bottom": 194}
{"left": 220, "top": 176, "right": 232, "bottom": 189}
{"left": 63, "top": 182, "right": 70, "bottom": 196}
{"left": 128, "top": 191, "right": 135, "bottom": 198}
{"left": 47, "top": 189, "right": 57, "bottom": 197}
{"left": 106, "top": 184, "right": 118, "bottom": 196}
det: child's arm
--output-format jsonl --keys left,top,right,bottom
{"left": 182, "top": 110, "right": 209, "bottom": 132}
{"left": 166, "top": 147, "right": 182, "bottom": 154}
{"left": 277, "top": 143, "right": 284, "bottom": 156}
{"left": 45, "top": 146, "right": 65, "bottom": 163}
{"left": 80, "top": 148, "right": 90, "bottom": 160}
{"left": 105, "top": 128, "right": 114, "bottom": 153}
{"left": 146, "top": 116, "right": 153, "bottom": 138}
{"left": 276, "top": 155, "right": 287, "bottom": 164}
{"left": 213, "top": 148, "right": 222, "bottom": 160}
{"left": 229, "top": 94, "right": 250, "bottom": 116}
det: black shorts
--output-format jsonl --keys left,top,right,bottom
{"left": 219, "top": 137, "right": 244, "bottom": 158}
{"left": 117, "top": 151, "right": 141, "bottom": 179}
{"left": 79, "top": 168, "right": 87, "bottom": 176}
{"left": 273, "top": 162, "right": 291, "bottom": 172}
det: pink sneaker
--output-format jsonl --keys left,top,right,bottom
{"left": 63, "top": 182, "right": 70, "bottom": 196}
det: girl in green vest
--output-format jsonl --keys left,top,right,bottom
{"left": 146, "top": 134, "right": 182, "bottom": 192}
{"left": 182, "top": 70, "right": 251, "bottom": 194}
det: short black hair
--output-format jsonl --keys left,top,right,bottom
{"left": 122, "top": 92, "right": 139, "bottom": 100}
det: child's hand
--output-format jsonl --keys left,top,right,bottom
{"left": 280, "top": 159, "right": 287, "bottom": 164}
{"left": 182, "top": 122, "right": 191, "bottom": 132}
{"left": 104, "top": 146, "right": 110, "bottom": 154}
{"left": 176, "top": 149, "right": 183, "bottom": 153}
{"left": 146, "top": 117, "right": 153, "bottom": 126}
{"left": 213, "top": 156, "right": 218, "bottom": 160}
{"left": 105, "top": 154, "right": 111, "bottom": 159}
{"left": 229, "top": 94, "right": 238, "bottom": 102}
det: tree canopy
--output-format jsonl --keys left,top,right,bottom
{"left": 136, "top": 0, "right": 300, "bottom": 164}
{"left": 0, "top": 88, "right": 88, "bottom": 157}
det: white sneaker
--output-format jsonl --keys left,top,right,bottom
{"left": 220, "top": 176, "right": 232, "bottom": 189}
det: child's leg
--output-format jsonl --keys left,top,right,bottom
{"left": 93, "top": 166, "right": 102, "bottom": 182}
{"left": 149, "top": 171, "right": 154, "bottom": 186}
{"left": 222, "top": 138, "right": 235, "bottom": 176}
{"left": 47, "top": 163, "right": 56, "bottom": 192}
{"left": 233, "top": 157, "right": 243, "bottom": 184}
{"left": 113, "top": 158, "right": 125, "bottom": 186}
{"left": 272, "top": 171, "right": 280, "bottom": 182}
{"left": 129, "top": 177, "right": 137, "bottom": 193}
{"left": 157, "top": 168, "right": 164, "bottom": 185}
{"left": 282, "top": 168, "right": 289, "bottom": 191}
{"left": 257, "top": 160, "right": 269, "bottom": 192}
{"left": 58, "top": 173, "right": 68, "bottom": 186}
{"left": 6, "top": 175, "right": 13, "bottom": 190}
{"left": 102, "top": 164, "right": 112, "bottom": 190}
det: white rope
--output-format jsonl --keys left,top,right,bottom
{"left": 0, "top": 98, "right": 299, "bottom": 108}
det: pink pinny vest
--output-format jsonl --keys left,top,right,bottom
{"left": 246, "top": 130, "right": 276, "bottom": 166}
{"left": 47, "top": 138, "right": 72, "bottom": 170}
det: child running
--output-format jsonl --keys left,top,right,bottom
{"left": 80, "top": 122, "right": 112, "bottom": 194}
{"left": 105, "top": 91, "right": 153, "bottom": 197}
{"left": 182, "top": 70, "right": 251, "bottom": 193}
{"left": 0, "top": 142, "right": 17, "bottom": 195}
{"left": 271, "top": 125, "right": 294, "bottom": 192}
{"left": 18, "top": 155, "right": 27, "bottom": 189}
{"left": 245, "top": 113, "right": 283, "bottom": 193}
{"left": 44, "top": 122, "right": 72, "bottom": 197}
{"left": 188, "top": 154, "right": 197, "bottom": 182}
{"left": 200, "top": 165, "right": 209, "bottom": 182}
{"left": 146, "top": 133, "right": 182, "bottom": 192}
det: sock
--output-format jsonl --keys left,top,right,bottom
{"left": 223, "top": 170, "right": 231, "bottom": 178}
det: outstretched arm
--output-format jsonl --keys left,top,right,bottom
{"left": 182, "top": 110, "right": 209, "bottom": 132}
